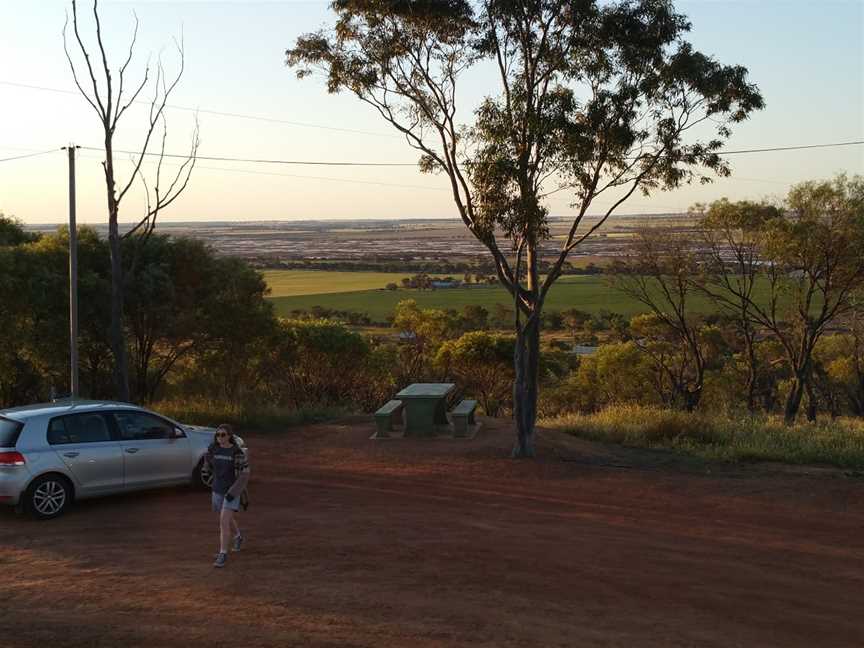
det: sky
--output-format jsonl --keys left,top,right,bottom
{"left": 0, "top": 0, "right": 862, "bottom": 224}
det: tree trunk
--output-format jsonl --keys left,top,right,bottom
{"left": 850, "top": 388, "right": 864, "bottom": 417}
{"left": 804, "top": 377, "right": 817, "bottom": 422}
{"left": 675, "top": 343, "right": 704, "bottom": 413}
{"left": 850, "top": 366, "right": 864, "bottom": 417}
{"left": 104, "top": 143, "right": 131, "bottom": 403}
{"left": 108, "top": 225, "right": 130, "bottom": 402}
{"left": 512, "top": 314, "right": 540, "bottom": 458}
{"left": 784, "top": 373, "right": 806, "bottom": 425}
{"left": 743, "top": 330, "right": 758, "bottom": 414}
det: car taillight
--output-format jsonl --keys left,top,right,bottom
{"left": 0, "top": 452, "right": 25, "bottom": 466}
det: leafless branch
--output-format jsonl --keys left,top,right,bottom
{"left": 63, "top": 3, "right": 105, "bottom": 120}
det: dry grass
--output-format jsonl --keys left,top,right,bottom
{"left": 153, "top": 398, "right": 348, "bottom": 432}
{"left": 541, "top": 404, "right": 864, "bottom": 470}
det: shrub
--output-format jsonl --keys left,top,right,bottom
{"left": 153, "top": 398, "right": 349, "bottom": 432}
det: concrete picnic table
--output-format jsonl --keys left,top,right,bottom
{"left": 395, "top": 382, "right": 455, "bottom": 437}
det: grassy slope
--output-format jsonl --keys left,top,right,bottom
{"left": 542, "top": 404, "right": 864, "bottom": 470}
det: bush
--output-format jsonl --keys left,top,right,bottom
{"left": 540, "top": 342, "right": 659, "bottom": 416}
{"left": 153, "top": 398, "right": 349, "bottom": 432}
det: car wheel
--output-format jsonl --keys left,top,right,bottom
{"left": 194, "top": 458, "right": 212, "bottom": 490}
{"left": 26, "top": 474, "right": 72, "bottom": 520}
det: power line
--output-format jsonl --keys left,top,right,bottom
{"left": 0, "top": 148, "right": 59, "bottom": 163}
{"left": 4, "top": 81, "right": 863, "bottom": 155}
{"left": 5, "top": 144, "right": 850, "bottom": 189}
{"left": 77, "top": 140, "right": 864, "bottom": 168}
{"left": 0, "top": 80, "right": 399, "bottom": 139}
{"left": 717, "top": 141, "right": 864, "bottom": 155}
{"left": 191, "top": 165, "right": 447, "bottom": 191}
{"left": 71, "top": 150, "right": 799, "bottom": 198}
{"left": 74, "top": 150, "right": 448, "bottom": 192}
{"left": 77, "top": 145, "right": 419, "bottom": 166}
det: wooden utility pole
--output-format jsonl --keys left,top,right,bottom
{"left": 64, "top": 144, "right": 80, "bottom": 399}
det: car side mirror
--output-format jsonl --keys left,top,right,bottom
{"left": 171, "top": 427, "right": 186, "bottom": 439}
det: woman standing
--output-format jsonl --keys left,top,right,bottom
{"left": 205, "top": 423, "right": 250, "bottom": 568}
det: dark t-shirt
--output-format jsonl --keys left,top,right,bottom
{"left": 211, "top": 445, "right": 237, "bottom": 496}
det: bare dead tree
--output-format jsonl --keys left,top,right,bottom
{"left": 64, "top": 0, "right": 198, "bottom": 401}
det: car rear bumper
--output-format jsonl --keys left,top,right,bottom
{"left": 0, "top": 468, "right": 30, "bottom": 505}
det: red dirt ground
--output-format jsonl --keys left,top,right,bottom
{"left": 2, "top": 417, "right": 863, "bottom": 647}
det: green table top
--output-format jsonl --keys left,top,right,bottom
{"left": 396, "top": 383, "right": 455, "bottom": 399}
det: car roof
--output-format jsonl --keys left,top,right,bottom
{"left": 0, "top": 400, "right": 143, "bottom": 421}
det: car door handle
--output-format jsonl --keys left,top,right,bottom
{"left": 125, "top": 448, "right": 140, "bottom": 454}
{"left": 63, "top": 451, "right": 80, "bottom": 458}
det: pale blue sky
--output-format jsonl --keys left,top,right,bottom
{"left": 1, "top": 0, "right": 862, "bottom": 224}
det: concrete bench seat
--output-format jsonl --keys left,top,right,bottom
{"left": 373, "top": 399, "right": 404, "bottom": 438}
{"left": 450, "top": 399, "right": 477, "bottom": 438}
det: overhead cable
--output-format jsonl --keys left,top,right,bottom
{"left": 76, "top": 140, "right": 864, "bottom": 168}
{"left": 0, "top": 148, "right": 59, "bottom": 163}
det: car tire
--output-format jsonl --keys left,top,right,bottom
{"left": 193, "top": 458, "right": 212, "bottom": 490}
{"left": 25, "top": 474, "right": 73, "bottom": 520}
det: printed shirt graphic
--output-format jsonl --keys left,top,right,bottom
{"left": 211, "top": 446, "right": 238, "bottom": 495}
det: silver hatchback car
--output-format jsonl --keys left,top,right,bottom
{"left": 0, "top": 400, "right": 216, "bottom": 519}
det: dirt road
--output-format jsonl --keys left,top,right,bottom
{"left": 2, "top": 418, "right": 862, "bottom": 647}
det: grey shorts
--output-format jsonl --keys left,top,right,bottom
{"left": 212, "top": 491, "right": 241, "bottom": 513}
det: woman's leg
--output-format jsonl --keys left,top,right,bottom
{"left": 220, "top": 508, "right": 234, "bottom": 554}
{"left": 231, "top": 516, "right": 241, "bottom": 538}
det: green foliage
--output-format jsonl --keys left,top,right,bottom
{"left": 289, "top": 317, "right": 370, "bottom": 356}
{"left": 436, "top": 330, "right": 514, "bottom": 415}
{"left": 692, "top": 174, "right": 864, "bottom": 422}
{"left": 695, "top": 197, "right": 781, "bottom": 235}
{"left": 461, "top": 304, "right": 489, "bottom": 331}
{"left": 813, "top": 332, "right": 864, "bottom": 417}
{"left": 0, "top": 213, "right": 39, "bottom": 247}
{"left": 124, "top": 234, "right": 277, "bottom": 403}
{"left": 393, "top": 299, "right": 453, "bottom": 340}
{"left": 542, "top": 341, "right": 659, "bottom": 415}
{"left": 0, "top": 226, "right": 112, "bottom": 405}
{"left": 391, "top": 299, "right": 459, "bottom": 383}
{"left": 279, "top": 318, "right": 386, "bottom": 409}
{"left": 0, "top": 227, "right": 280, "bottom": 408}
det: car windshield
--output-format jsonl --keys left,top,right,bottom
{"left": 0, "top": 416, "right": 23, "bottom": 448}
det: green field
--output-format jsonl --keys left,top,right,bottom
{"left": 265, "top": 270, "right": 742, "bottom": 321}
{"left": 263, "top": 270, "right": 449, "bottom": 297}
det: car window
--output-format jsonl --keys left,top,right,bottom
{"left": 0, "top": 416, "right": 23, "bottom": 447}
{"left": 114, "top": 411, "right": 174, "bottom": 441}
{"left": 48, "top": 413, "right": 112, "bottom": 445}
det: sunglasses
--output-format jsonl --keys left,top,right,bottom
{"left": 216, "top": 432, "right": 229, "bottom": 438}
